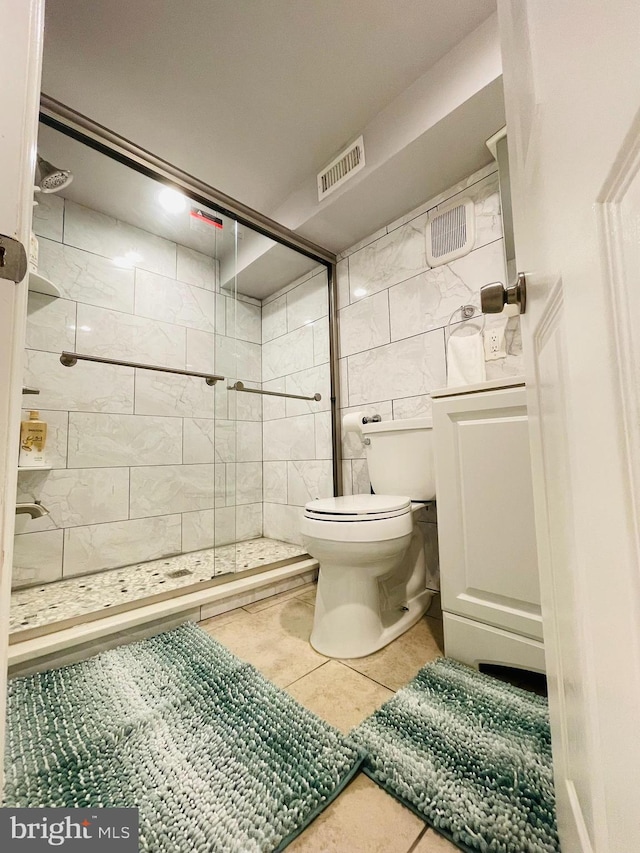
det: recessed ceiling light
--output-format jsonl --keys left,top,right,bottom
{"left": 159, "top": 187, "right": 186, "bottom": 213}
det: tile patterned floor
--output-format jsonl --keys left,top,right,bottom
{"left": 10, "top": 537, "right": 306, "bottom": 633}
{"left": 199, "top": 583, "right": 458, "bottom": 853}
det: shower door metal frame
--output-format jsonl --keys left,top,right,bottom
{"left": 38, "top": 95, "right": 343, "bottom": 495}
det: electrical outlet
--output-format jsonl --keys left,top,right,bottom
{"left": 483, "top": 327, "right": 507, "bottom": 360}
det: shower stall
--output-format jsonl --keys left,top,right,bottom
{"left": 10, "top": 100, "right": 338, "bottom": 653}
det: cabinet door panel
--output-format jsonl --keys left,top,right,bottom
{"left": 434, "top": 386, "right": 542, "bottom": 640}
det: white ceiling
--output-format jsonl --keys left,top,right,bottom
{"left": 40, "top": 0, "right": 504, "bottom": 293}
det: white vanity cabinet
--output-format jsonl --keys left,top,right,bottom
{"left": 432, "top": 379, "right": 545, "bottom": 672}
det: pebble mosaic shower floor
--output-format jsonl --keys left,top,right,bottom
{"left": 10, "top": 537, "right": 307, "bottom": 634}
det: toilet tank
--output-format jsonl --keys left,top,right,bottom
{"left": 360, "top": 417, "right": 435, "bottom": 500}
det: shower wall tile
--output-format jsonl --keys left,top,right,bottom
{"left": 235, "top": 381, "right": 263, "bottom": 421}
{"left": 262, "top": 325, "right": 314, "bottom": 381}
{"left": 62, "top": 515, "right": 182, "bottom": 577}
{"left": 236, "top": 503, "right": 262, "bottom": 542}
{"left": 263, "top": 502, "right": 303, "bottom": 546}
{"left": 285, "top": 364, "right": 330, "bottom": 417}
{"left": 263, "top": 461, "right": 287, "bottom": 504}
{"left": 26, "top": 293, "right": 76, "bottom": 353}
{"left": 347, "top": 329, "right": 446, "bottom": 407}
{"left": 12, "top": 529, "right": 64, "bottom": 588}
{"left": 134, "top": 372, "right": 215, "bottom": 420}
{"left": 215, "top": 336, "right": 261, "bottom": 383}
{"left": 226, "top": 297, "right": 261, "bottom": 344}
{"left": 262, "top": 295, "right": 286, "bottom": 343}
{"left": 214, "top": 506, "right": 236, "bottom": 549}
{"left": 67, "top": 412, "right": 182, "bottom": 468}
{"left": 392, "top": 394, "right": 434, "bottom": 420}
{"left": 177, "top": 246, "right": 219, "bottom": 291}
{"left": 20, "top": 409, "right": 69, "bottom": 469}
{"left": 237, "top": 421, "right": 262, "bottom": 462}
{"left": 348, "top": 215, "right": 429, "bottom": 301}
{"left": 17, "top": 467, "right": 130, "bottom": 529}
{"left": 215, "top": 420, "right": 236, "bottom": 463}
{"left": 261, "top": 379, "right": 286, "bottom": 421}
{"left": 351, "top": 458, "right": 371, "bottom": 495}
{"left": 236, "top": 462, "right": 263, "bottom": 504}
{"left": 129, "top": 463, "right": 216, "bottom": 518}
{"left": 182, "top": 509, "right": 215, "bottom": 553}
{"left": 214, "top": 464, "right": 226, "bottom": 507}
{"left": 183, "top": 418, "right": 216, "bottom": 464}
{"left": 388, "top": 238, "right": 506, "bottom": 343}
{"left": 313, "top": 316, "right": 330, "bottom": 366}
{"left": 336, "top": 258, "right": 350, "bottom": 310}
{"left": 225, "top": 463, "right": 237, "bottom": 506}
{"left": 24, "top": 350, "right": 134, "bottom": 413}
{"left": 37, "top": 238, "right": 135, "bottom": 312}
{"left": 32, "top": 194, "right": 64, "bottom": 242}
{"left": 287, "top": 460, "right": 333, "bottom": 506}
{"left": 186, "top": 328, "right": 215, "bottom": 374}
{"left": 263, "top": 414, "right": 315, "bottom": 461}
{"left": 64, "top": 200, "right": 177, "bottom": 278}
{"left": 135, "top": 269, "right": 215, "bottom": 332}
{"left": 338, "top": 290, "right": 390, "bottom": 358}
{"left": 76, "top": 304, "right": 186, "bottom": 368}
{"left": 314, "top": 411, "right": 333, "bottom": 460}
{"left": 286, "top": 273, "right": 327, "bottom": 332}
{"left": 341, "top": 460, "right": 353, "bottom": 496}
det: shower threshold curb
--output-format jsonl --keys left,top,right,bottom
{"left": 8, "top": 558, "right": 318, "bottom": 670}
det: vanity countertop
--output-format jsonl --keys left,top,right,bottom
{"left": 430, "top": 375, "right": 525, "bottom": 399}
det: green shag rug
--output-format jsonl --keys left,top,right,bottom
{"left": 350, "top": 657, "right": 560, "bottom": 853}
{"left": 5, "top": 623, "right": 364, "bottom": 852}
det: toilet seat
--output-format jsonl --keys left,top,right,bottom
{"left": 304, "top": 494, "right": 411, "bottom": 523}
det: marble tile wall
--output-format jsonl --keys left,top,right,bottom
{"left": 16, "top": 195, "right": 263, "bottom": 588}
{"left": 261, "top": 267, "right": 332, "bottom": 546}
{"left": 336, "top": 165, "right": 523, "bottom": 591}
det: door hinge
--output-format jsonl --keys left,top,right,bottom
{"left": 0, "top": 234, "right": 28, "bottom": 283}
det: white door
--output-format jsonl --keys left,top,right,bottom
{"left": 0, "top": 0, "right": 45, "bottom": 789}
{"left": 498, "top": 2, "right": 640, "bottom": 851}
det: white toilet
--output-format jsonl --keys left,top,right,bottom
{"left": 301, "top": 417, "right": 436, "bottom": 658}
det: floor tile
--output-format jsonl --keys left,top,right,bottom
{"left": 412, "top": 828, "right": 459, "bottom": 852}
{"left": 286, "top": 660, "right": 393, "bottom": 733}
{"left": 295, "top": 586, "right": 317, "bottom": 605}
{"left": 340, "top": 615, "right": 444, "bottom": 692}
{"left": 287, "top": 774, "right": 424, "bottom": 853}
{"left": 242, "top": 581, "right": 317, "bottom": 613}
{"left": 201, "top": 598, "right": 326, "bottom": 687}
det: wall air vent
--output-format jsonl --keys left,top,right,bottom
{"left": 425, "top": 197, "right": 475, "bottom": 267}
{"left": 317, "top": 136, "right": 365, "bottom": 201}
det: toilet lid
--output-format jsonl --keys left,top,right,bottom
{"left": 304, "top": 494, "right": 411, "bottom": 521}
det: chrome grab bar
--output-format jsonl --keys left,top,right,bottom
{"left": 227, "top": 380, "right": 321, "bottom": 402}
{"left": 60, "top": 352, "right": 223, "bottom": 385}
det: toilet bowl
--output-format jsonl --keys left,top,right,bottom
{"left": 302, "top": 417, "right": 435, "bottom": 659}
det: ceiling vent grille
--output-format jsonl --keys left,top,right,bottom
{"left": 425, "top": 197, "right": 475, "bottom": 267}
{"left": 317, "top": 136, "right": 365, "bottom": 201}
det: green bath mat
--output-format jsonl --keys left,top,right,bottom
{"left": 5, "top": 623, "right": 363, "bottom": 852}
{"left": 350, "top": 657, "right": 559, "bottom": 853}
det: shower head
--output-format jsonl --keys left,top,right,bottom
{"left": 35, "top": 156, "right": 73, "bottom": 193}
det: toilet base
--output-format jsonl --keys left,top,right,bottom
{"left": 310, "top": 585, "right": 433, "bottom": 659}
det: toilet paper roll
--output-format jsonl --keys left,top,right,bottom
{"left": 343, "top": 412, "right": 375, "bottom": 434}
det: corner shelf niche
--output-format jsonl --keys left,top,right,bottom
{"left": 28, "top": 272, "right": 61, "bottom": 298}
{"left": 17, "top": 465, "right": 52, "bottom": 472}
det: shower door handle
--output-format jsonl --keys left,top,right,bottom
{"left": 481, "top": 273, "right": 527, "bottom": 315}
{"left": 0, "top": 234, "right": 28, "bottom": 283}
